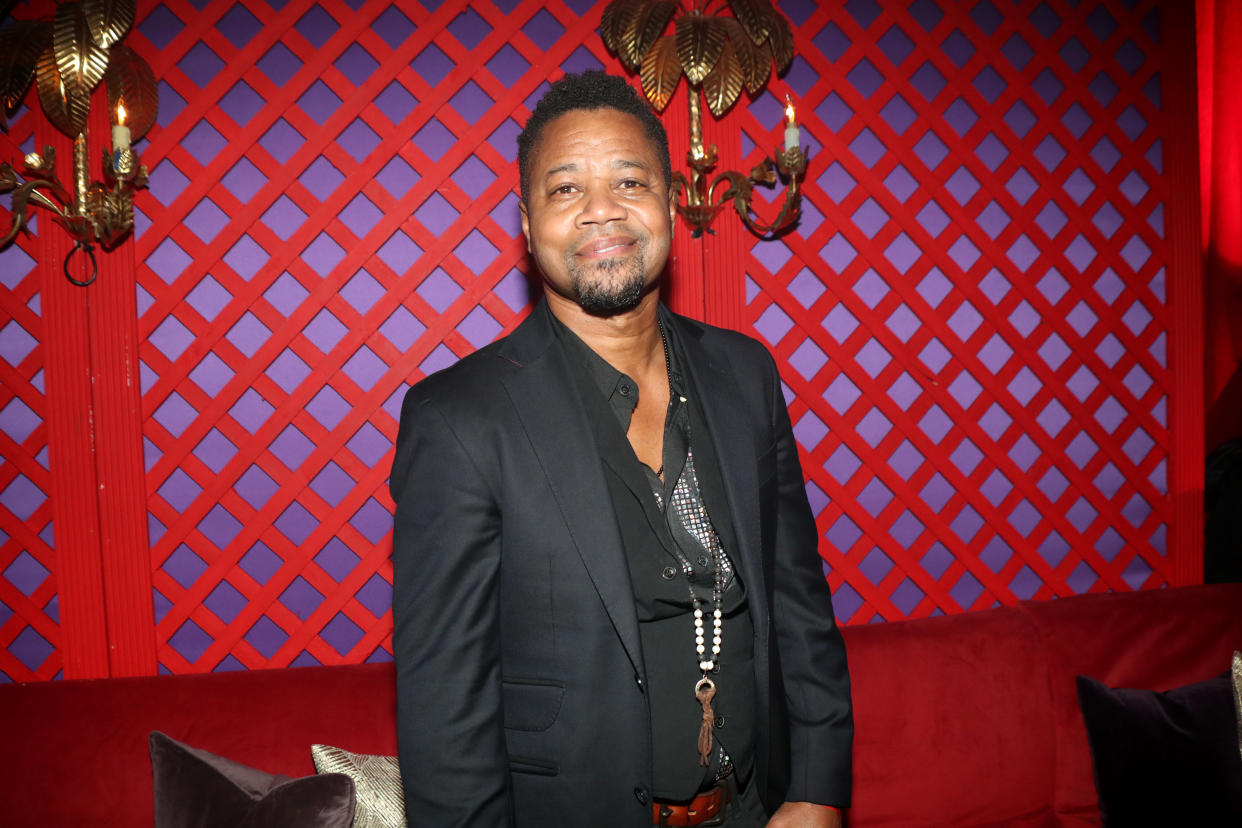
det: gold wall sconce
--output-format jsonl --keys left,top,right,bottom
{"left": 0, "top": 0, "right": 157, "bottom": 285}
{"left": 601, "top": 0, "right": 806, "bottom": 238}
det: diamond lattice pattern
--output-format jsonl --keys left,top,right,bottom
{"left": 135, "top": 0, "right": 613, "bottom": 673}
{"left": 745, "top": 0, "right": 1170, "bottom": 622}
{"left": 0, "top": 214, "right": 57, "bottom": 681}
{"left": 0, "top": 0, "right": 1179, "bottom": 678}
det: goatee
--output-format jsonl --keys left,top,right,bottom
{"left": 569, "top": 252, "right": 647, "bottom": 316}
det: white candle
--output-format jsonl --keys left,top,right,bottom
{"left": 783, "top": 95, "right": 800, "bottom": 151}
{"left": 112, "top": 103, "right": 131, "bottom": 152}
{"left": 779, "top": 94, "right": 799, "bottom": 152}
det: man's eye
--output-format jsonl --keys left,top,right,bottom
{"left": 619, "top": 179, "right": 644, "bottom": 189}
{"left": 551, "top": 184, "right": 575, "bottom": 195}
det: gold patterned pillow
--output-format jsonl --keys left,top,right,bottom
{"left": 311, "top": 744, "right": 406, "bottom": 828}
{"left": 1233, "top": 651, "right": 1242, "bottom": 763}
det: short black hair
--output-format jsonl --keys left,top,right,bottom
{"left": 517, "top": 70, "right": 672, "bottom": 203}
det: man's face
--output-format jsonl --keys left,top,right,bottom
{"left": 520, "top": 108, "right": 675, "bottom": 316}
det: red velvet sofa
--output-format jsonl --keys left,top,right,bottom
{"left": 3, "top": 582, "right": 1239, "bottom": 826}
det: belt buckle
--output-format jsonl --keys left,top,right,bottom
{"left": 654, "top": 783, "right": 729, "bottom": 827}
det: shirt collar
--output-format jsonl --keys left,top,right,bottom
{"left": 548, "top": 304, "right": 687, "bottom": 409}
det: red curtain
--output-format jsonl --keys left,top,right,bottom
{"left": 1197, "top": 0, "right": 1242, "bottom": 451}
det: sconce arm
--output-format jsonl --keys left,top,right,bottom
{"left": 0, "top": 164, "right": 72, "bottom": 247}
{"left": 729, "top": 147, "right": 809, "bottom": 239}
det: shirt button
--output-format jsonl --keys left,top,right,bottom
{"left": 697, "top": 555, "right": 709, "bottom": 567}
{"left": 715, "top": 715, "right": 725, "bottom": 728}
{"left": 661, "top": 566, "right": 677, "bottom": 580}
{"left": 634, "top": 787, "right": 649, "bottom": 805}
{"left": 618, "top": 383, "right": 632, "bottom": 396}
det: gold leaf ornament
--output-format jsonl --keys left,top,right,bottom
{"left": 105, "top": 45, "right": 158, "bottom": 140}
{"left": 601, "top": 0, "right": 643, "bottom": 68}
{"left": 53, "top": 1, "right": 109, "bottom": 132}
{"left": 82, "top": 0, "right": 135, "bottom": 49}
{"left": 721, "top": 18, "right": 767, "bottom": 95}
{"left": 727, "top": 0, "right": 773, "bottom": 47}
{"left": 675, "top": 14, "right": 727, "bottom": 85}
{"left": 640, "top": 34, "right": 681, "bottom": 112}
{"left": 702, "top": 37, "right": 744, "bottom": 116}
{"left": 763, "top": 7, "right": 793, "bottom": 73}
{"left": 623, "top": 0, "right": 677, "bottom": 70}
{"left": 0, "top": 20, "right": 52, "bottom": 125}
{"left": 35, "top": 45, "right": 80, "bottom": 136}
{"left": 601, "top": 0, "right": 795, "bottom": 117}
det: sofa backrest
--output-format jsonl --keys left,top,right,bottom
{"left": 842, "top": 603, "right": 1058, "bottom": 827}
{"left": 0, "top": 661, "right": 397, "bottom": 827}
{"left": 840, "top": 582, "right": 1242, "bottom": 827}
{"left": 1022, "top": 583, "right": 1242, "bottom": 823}
{"left": 3, "top": 583, "right": 1239, "bottom": 827}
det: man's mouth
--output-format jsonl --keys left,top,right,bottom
{"left": 576, "top": 236, "right": 636, "bottom": 258}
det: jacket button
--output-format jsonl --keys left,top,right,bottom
{"left": 634, "top": 787, "right": 649, "bottom": 805}
{"left": 661, "top": 566, "right": 677, "bottom": 580}
{"left": 714, "top": 715, "right": 725, "bottom": 728}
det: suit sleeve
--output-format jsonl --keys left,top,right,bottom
{"left": 390, "top": 386, "right": 512, "bottom": 826}
{"left": 763, "top": 348, "right": 854, "bottom": 807}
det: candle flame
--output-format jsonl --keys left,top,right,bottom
{"left": 116, "top": 103, "right": 127, "bottom": 125}
{"left": 784, "top": 94, "right": 796, "bottom": 126}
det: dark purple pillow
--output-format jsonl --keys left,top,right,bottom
{"left": 150, "top": 731, "right": 355, "bottom": 828}
{"left": 1076, "top": 673, "right": 1242, "bottom": 826}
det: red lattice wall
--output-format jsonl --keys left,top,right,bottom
{"left": 0, "top": 0, "right": 1203, "bottom": 681}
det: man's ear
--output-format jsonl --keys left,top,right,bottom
{"left": 518, "top": 198, "right": 532, "bottom": 253}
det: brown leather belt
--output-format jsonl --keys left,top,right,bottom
{"left": 652, "top": 783, "right": 729, "bottom": 826}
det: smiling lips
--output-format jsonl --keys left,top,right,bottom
{"left": 576, "top": 235, "right": 637, "bottom": 259}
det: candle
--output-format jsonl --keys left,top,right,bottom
{"left": 112, "top": 103, "right": 131, "bottom": 152}
{"left": 783, "top": 94, "right": 800, "bottom": 151}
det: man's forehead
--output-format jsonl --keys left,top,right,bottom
{"left": 532, "top": 108, "right": 655, "bottom": 162}
{"left": 541, "top": 157, "right": 651, "bottom": 178}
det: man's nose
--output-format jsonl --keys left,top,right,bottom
{"left": 576, "top": 184, "right": 626, "bottom": 225}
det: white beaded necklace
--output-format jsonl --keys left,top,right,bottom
{"left": 657, "top": 319, "right": 725, "bottom": 767}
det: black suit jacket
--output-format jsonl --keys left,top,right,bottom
{"left": 390, "top": 301, "right": 852, "bottom": 827}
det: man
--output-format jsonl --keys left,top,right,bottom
{"left": 391, "top": 71, "right": 852, "bottom": 827}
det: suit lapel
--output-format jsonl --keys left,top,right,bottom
{"left": 668, "top": 311, "right": 771, "bottom": 639}
{"left": 498, "top": 305, "right": 646, "bottom": 677}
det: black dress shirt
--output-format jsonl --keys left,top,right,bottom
{"left": 551, "top": 307, "right": 756, "bottom": 801}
